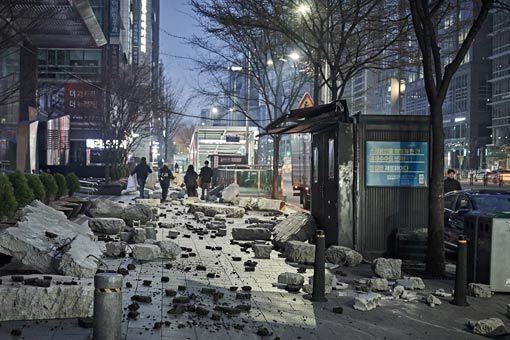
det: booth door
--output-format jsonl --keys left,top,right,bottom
{"left": 311, "top": 130, "right": 339, "bottom": 246}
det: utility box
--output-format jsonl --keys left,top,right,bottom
{"left": 465, "top": 212, "right": 510, "bottom": 292}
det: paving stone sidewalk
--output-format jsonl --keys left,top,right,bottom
{"left": 0, "top": 196, "right": 509, "bottom": 340}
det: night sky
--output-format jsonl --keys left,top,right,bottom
{"left": 159, "top": 1, "right": 203, "bottom": 120}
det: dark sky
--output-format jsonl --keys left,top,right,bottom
{"left": 159, "top": 1, "right": 203, "bottom": 118}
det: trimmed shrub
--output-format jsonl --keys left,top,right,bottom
{"left": 54, "top": 173, "right": 68, "bottom": 199}
{"left": 0, "top": 173, "right": 17, "bottom": 217}
{"left": 66, "top": 172, "right": 80, "bottom": 197}
{"left": 25, "top": 174, "right": 46, "bottom": 202}
{"left": 8, "top": 171, "right": 34, "bottom": 208}
{"left": 40, "top": 173, "right": 58, "bottom": 203}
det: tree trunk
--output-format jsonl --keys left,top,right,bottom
{"left": 427, "top": 103, "right": 446, "bottom": 276}
{"left": 271, "top": 134, "right": 281, "bottom": 199}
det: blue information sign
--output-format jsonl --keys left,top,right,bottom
{"left": 366, "top": 141, "right": 428, "bottom": 187}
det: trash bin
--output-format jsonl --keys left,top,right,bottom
{"left": 464, "top": 212, "right": 510, "bottom": 292}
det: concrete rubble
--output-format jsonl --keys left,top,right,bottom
{"left": 252, "top": 244, "right": 272, "bottom": 259}
{"left": 188, "top": 202, "right": 245, "bottom": 218}
{"left": 237, "top": 197, "right": 285, "bottom": 211}
{"left": 470, "top": 318, "right": 508, "bottom": 337}
{"left": 353, "top": 293, "right": 382, "bottom": 311}
{"left": 278, "top": 272, "right": 305, "bottom": 286}
{"left": 132, "top": 244, "right": 161, "bottom": 261}
{"left": 272, "top": 213, "right": 316, "bottom": 249}
{"left": 304, "top": 269, "right": 337, "bottom": 294}
{"left": 392, "top": 285, "right": 405, "bottom": 299}
{"left": 0, "top": 275, "right": 93, "bottom": 321}
{"left": 468, "top": 283, "right": 492, "bottom": 298}
{"left": 325, "top": 246, "right": 363, "bottom": 266}
{"left": 284, "top": 241, "right": 315, "bottom": 264}
{"left": 121, "top": 204, "right": 154, "bottom": 226}
{"left": 157, "top": 240, "right": 181, "bottom": 259}
{"left": 88, "top": 217, "right": 126, "bottom": 234}
{"left": 221, "top": 183, "right": 240, "bottom": 203}
{"left": 0, "top": 201, "right": 102, "bottom": 278}
{"left": 371, "top": 258, "right": 402, "bottom": 280}
{"left": 426, "top": 294, "right": 442, "bottom": 307}
{"left": 396, "top": 276, "right": 425, "bottom": 290}
{"left": 367, "top": 278, "right": 389, "bottom": 292}
{"left": 231, "top": 227, "right": 271, "bottom": 241}
{"left": 105, "top": 242, "right": 126, "bottom": 257}
{"left": 88, "top": 199, "right": 124, "bottom": 218}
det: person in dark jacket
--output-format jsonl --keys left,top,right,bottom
{"left": 131, "top": 157, "right": 152, "bottom": 198}
{"left": 199, "top": 160, "right": 213, "bottom": 200}
{"left": 158, "top": 164, "right": 175, "bottom": 202}
{"left": 444, "top": 168, "right": 462, "bottom": 193}
{"left": 184, "top": 165, "right": 198, "bottom": 197}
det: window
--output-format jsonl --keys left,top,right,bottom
{"left": 455, "top": 195, "right": 472, "bottom": 211}
{"left": 328, "top": 138, "right": 335, "bottom": 179}
{"left": 444, "top": 194, "right": 457, "bottom": 210}
{"left": 313, "top": 146, "right": 318, "bottom": 183}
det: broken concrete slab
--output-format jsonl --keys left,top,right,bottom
{"left": 272, "top": 213, "right": 316, "bottom": 249}
{"left": 306, "top": 269, "right": 337, "bottom": 294}
{"left": 132, "top": 244, "right": 161, "bottom": 261}
{"left": 221, "top": 183, "right": 240, "bottom": 203}
{"left": 121, "top": 204, "right": 154, "bottom": 226}
{"left": 231, "top": 228, "right": 271, "bottom": 241}
{"left": 284, "top": 241, "right": 315, "bottom": 264}
{"left": 468, "top": 283, "right": 492, "bottom": 298}
{"left": 88, "top": 199, "right": 124, "bottom": 218}
{"left": 157, "top": 240, "right": 181, "bottom": 260}
{"left": 132, "top": 228, "right": 146, "bottom": 243}
{"left": 0, "top": 201, "right": 101, "bottom": 278}
{"left": 471, "top": 318, "right": 508, "bottom": 337}
{"left": 353, "top": 293, "right": 382, "bottom": 311}
{"left": 188, "top": 203, "right": 245, "bottom": 218}
{"left": 252, "top": 244, "right": 272, "bottom": 259}
{"left": 396, "top": 277, "right": 425, "bottom": 290}
{"left": 134, "top": 198, "right": 161, "bottom": 207}
{"left": 277, "top": 273, "right": 304, "bottom": 286}
{"left": 214, "top": 214, "right": 227, "bottom": 221}
{"left": 325, "top": 246, "right": 363, "bottom": 267}
{"left": 88, "top": 218, "right": 126, "bottom": 234}
{"left": 367, "top": 278, "right": 389, "bottom": 292}
{"left": 372, "top": 258, "right": 402, "bottom": 280}
{"left": 392, "top": 285, "right": 405, "bottom": 299}
{"left": 105, "top": 242, "right": 126, "bottom": 257}
{"left": 238, "top": 197, "right": 285, "bottom": 211}
{"left": 145, "top": 227, "right": 157, "bottom": 240}
{"left": 426, "top": 294, "right": 441, "bottom": 307}
{"left": 0, "top": 275, "right": 93, "bottom": 321}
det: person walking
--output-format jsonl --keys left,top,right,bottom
{"left": 158, "top": 164, "right": 175, "bottom": 202}
{"left": 444, "top": 168, "right": 462, "bottom": 193}
{"left": 131, "top": 157, "right": 152, "bottom": 198}
{"left": 184, "top": 165, "right": 199, "bottom": 197}
{"left": 174, "top": 162, "right": 179, "bottom": 173}
{"left": 199, "top": 160, "right": 213, "bottom": 200}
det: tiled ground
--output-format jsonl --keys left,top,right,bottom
{"left": 0, "top": 195, "right": 509, "bottom": 340}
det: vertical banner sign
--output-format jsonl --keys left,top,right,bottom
{"left": 366, "top": 141, "right": 429, "bottom": 187}
{"left": 109, "top": 0, "right": 120, "bottom": 37}
{"left": 132, "top": 0, "right": 141, "bottom": 64}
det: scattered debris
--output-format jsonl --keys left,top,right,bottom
{"left": 353, "top": 293, "right": 382, "bottom": 311}
{"left": 105, "top": 242, "right": 126, "bottom": 257}
{"left": 366, "top": 278, "right": 389, "bottom": 292}
{"left": 157, "top": 240, "right": 181, "bottom": 259}
{"left": 284, "top": 241, "right": 315, "bottom": 264}
{"left": 425, "top": 294, "right": 442, "bottom": 307}
{"left": 392, "top": 285, "right": 405, "bottom": 299}
{"left": 231, "top": 228, "right": 271, "bottom": 241}
{"left": 277, "top": 272, "right": 304, "bottom": 286}
{"left": 470, "top": 318, "right": 508, "bottom": 337}
{"left": 396, "top": 277, "right": 425, "bottom": 290}
{"left": 121, "top": 204, "right": 154, "bottom": 226}
{"left": 272, "top": 213, "right": 316, "bottom": 249}
{"left": 433, "top": 288, "right": 452, "bottom": 298}
{"left": 188, "top": 203, "right": 245, "bottom": 218}
{"left": 132, "top": 244, "right": 161, "bottom": 261}
{"left": 325, "top": 246, "right": 363, "bottom": 267}
{"left": 371, "top": 258, "right": 402, "bottom": 280}
{"left": 88, "top": 218, "right": 126, "bottom": 234}
{"left": 468, "top": 283, "right": 492, "bottom": 298}
{"left": 252, "top": 244, "right": 272, "bottom": 259}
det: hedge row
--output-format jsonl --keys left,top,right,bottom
{"left": 110, "top": 165, "right": 130, "bottom": 181}
{"left": 0, "top": 171, "right": 81, "bottom": 218}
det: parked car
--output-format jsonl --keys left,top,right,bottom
{"left": 444, "top": 189, "right": 510, "bottom": 250}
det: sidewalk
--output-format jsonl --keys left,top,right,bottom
{"left": 0, "top": 195, "right": 509, "bottom": 339}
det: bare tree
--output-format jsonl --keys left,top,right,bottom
{"left": 191, "top": 3, "right": 312, "bottom": 198}
{"left": 408, "top": 0, "right": 494, "bottom": 275}
{"left": 95, "top": 63, "right": 157, "bottom": 181}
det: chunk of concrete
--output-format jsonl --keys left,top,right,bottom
{"left": 392, "top": 285, "right": 405, "bottom": 299}
{"left": 145, "top": 227, "right": 157, "bottom": 240}
{"left": 372, "top": 258, "right": 402, "bottom": 280}
{"left": 232, "top": 228, "right": 271, "bottom": 241}
{"left": 325, "top": 246, "right": 363, "bottom": 267}
{"left": 88, "top": 218, "right": 126, "bottom": 234}
{"left": 353, "top": 293, "right": 382, "bottom": 311}
{"left": 272, "top": 213, "right": 316, "bottom": 249}
{"left": 0, "top": 201, "right": 101, "bottom": 278}
{"left": 134, "top": 198, "right": 161, "bottom": 207}
{"left": 132, "top": 244, "right": 161, "bottom": 261}
{"left": 367, "top": 278, "right": 389, "bottom": 292}
{"left": 284, "top": 241, "right": 315, "bottom": 264}
{"left": 396, "top": 277, "right": 425, "bottom": 290}
{"left": 221, "top": 183, "right": 240, "bottom": 203}
{"left": 214, "top": 214, "right": 227, "bottom": 222}
{"left": 278, "top": 273, "right": 304, "bottom": 286}
{"left": 157, "top": 241, "right": 181, "bottom": 260}
{"left": 471, "top": 318, "right": 508, "bottom": 337}
{"left": 426, "top": 294, "right": 442, "bottom": 307}
{"left": 105, "top": 242, "right": 126, "bottom": 257}
{"left": 88, "top": 199, "right": 124, "bottom": 218}
{"left": 468, "top": 283, "right": 492, "bottom": 298}
{"left": 0, "top": 275, "right": 93, "bottom": 321}
{"left": 252, "top": 244, "right": 272, "bottom": 259}
{"left": 307, "top": 269, "right": 337, "bottom": 294}
{"left": 121, "top": 204, "right": 154, "bottom": 226}
{"left": 132, "top": 228, "right": 146, "bottom": 243}
{"left": 188, "top": 203, "right": 245, "bottom": 218}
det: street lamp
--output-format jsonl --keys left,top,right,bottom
{"left": 289, "top": 52, "right": 300, "bottom": 61}
{"left": 296, "top": 4, "right": 310, "bottom": 15}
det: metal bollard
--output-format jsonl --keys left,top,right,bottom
{"left": 452, "top": 236, "right": 469, "bottom": 306}
{"left": 93, "top": 273, "right": 123, "bottom": 340}
{"left": 311, "top": 230, "right": 327, "bottom": 302}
